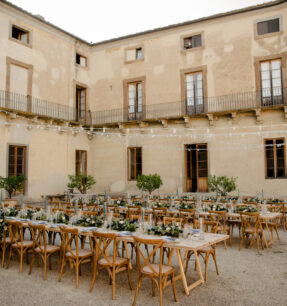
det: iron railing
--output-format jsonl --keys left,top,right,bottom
{"left": 0, "top": 88, "right": 285, "bottom": 126}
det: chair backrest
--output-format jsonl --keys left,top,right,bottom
{"left": 60, "top": 226, "right": 79, "bottom": 258}
{"left": 133, "top": 235, "right": 164, "bottom": 276}
{"left": 107, "top": 205, "right": 118, "bottom": 213}
{"left": 163, "top": 217, "right": 183, "bottom": 227}
{"left": 208, "top": 210, "right": 226, "bottom": 229}
{"left": 8, "top": 220, "right": 24, "bottom": 248}
{"left": 85, "top": 203, "right": 99, "bottom": 213}
{"left": 65, "top": 209, "right": 75, "bottom": 216}
{"left": 29, "top": 223, "right": 47, "bottom": 253}
{"left": 92, "top": 231, "right": 117, "bottom": 267}
{"left": 128, "top": 206, "right": 142, "bottom": 218}
{"left": 82, "top": 211, "right": 98, "bottom": 217}
{"left": 178, "top": 209, "right": 196, "bottom": 225}
{"left": 239, "top": 212, "right": 260, "bottom": 231}
{"left": 51, "top": 208, "right": 64, "bottom": 214}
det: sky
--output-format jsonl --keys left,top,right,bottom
{"left": 8, "top": 0, "right": 273, "bottom": 43}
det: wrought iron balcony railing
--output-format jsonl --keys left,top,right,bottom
{"left": 0, "top": 88, "right": 285, "bottom": 127}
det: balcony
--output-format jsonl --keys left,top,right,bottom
{"left": 0, "top": 88, "right": 286, "bottom": 127}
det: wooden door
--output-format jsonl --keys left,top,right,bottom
{"left": 185, "top": 144, "right": 208, "bottom": 192}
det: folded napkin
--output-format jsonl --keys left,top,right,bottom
{"left": 161, "top": 236, "right": 178, "bottom": 242}
{"left": 5, "top": 217, "right": 15, "bottom": 220}
{"left": 117, "top": 231, "right": 133, "bottom": 236}
{"left": 31, "top": 221, "right": 47, "bottom": 225}
{"left": 80, "top": 227, "right": 97, "bottom": 232}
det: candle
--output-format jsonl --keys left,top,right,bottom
{"left": 75, "top": 199, "right": 78, "bottom": 215}
{"left": 104, "top": 202, "right": 106, "bottom": 220}
{"left": 199, "top": 218, "right": 203, "bottom": 232}
{"left": 142, "top": 208, "right": 145, "bottom": 222}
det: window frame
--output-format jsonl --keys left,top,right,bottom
{"left": 75, "top": 53, "right": 88, "bottom": 68}
{"left": 9, "top": 23, "right": 32, "bottom": 48}
{"left": 75, "top": 150, "right": 87, "bottom": 176}
{"left": 75, "top": 85, "right": 87, "bottom": 122}
{"left": 7, "top": 144, "right": 27, "bottom": 194}
{"left": 181, "top": 32, "right": 204, "bottom": 53}
{"left": 124, "top": 46, "right": 144, "bottom": 63}
{"left": 127, "top": 147, "right": 142, "bottom": 181}
{"left": 180, "top": 66, "right": 207, "bottom": 114}
{"left": 264, "top": 138, "right": 286, "bottom": 179}
{"left": 254, "top": 15, "right": 282, "bottom": 39}
{"left": 123, "top": 76, "right": 146, "bottom": 121}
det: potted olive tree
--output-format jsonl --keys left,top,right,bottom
{"left": 0, "top": 175, "right": 26, "bottom": 206}
{"left": 67, "top": 174, "right": 96, "bottom": 194}
{"left": 207, "top": 175, "right": 237, "bottom": 198}
{"left": 136, "top": 173, "right": 163, "bottom": 196}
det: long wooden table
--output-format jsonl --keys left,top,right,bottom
{"left": 19, "top": 219, "right": 228, "bottom": 296}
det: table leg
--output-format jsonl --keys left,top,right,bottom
{"left": 176, "top": 249, "right": 189, "bottom": 295}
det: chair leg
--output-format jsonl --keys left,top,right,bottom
{"left": 44, "top": 255, "right": 47, "bottom": 280}
{"left": 19, "top": 251, "right": 23, "bottom": 273}
{"left": 132, "top": 276, "right": 142, "bottom": 306}
{"left": 112, "top": 268, "right": 116, "bottom": 300}
{"left": 127, "top": 264, "right": 133, "bottom": 290}
{"left": 171, "top": 272, "right": 178, "bottom": 302}
{"left": 58, "top": 256, "right": 66, "bottom": 282}
{"left": 212, "top": 251, "right": 219, "bottom": 275}
{"left": 29, "top": 252, "right": 35, "bottom": 275}
{"left": 75, "top": 262, "right": 79, "bottom": 288}
{"left": 152, "top": 279, "right": 155, "bottom": 297}
{"left": 204, "top": 253, "right": 210, "bottom": 281}
{"left": 159, "top": 278, "right": 163, "bottom": 306}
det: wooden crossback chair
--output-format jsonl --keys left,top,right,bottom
{"left": 266, "top": 203, "right": 283, "bottom": 237}
{"left": 128, "top": 206, "right": 142, "bottom": 219}
{"left": 6, "top": 220, "right": 33, "bottom": 272}
{"left": 178, "top": 208, "right": 196, "bottom": 226}
{"left": 58, "top": 227, "right": 93, "bottom": 288}
{"left": 89, "top": 231, "right": 132, "bottom": 300}
{"left": 29, "top": 223, "right": 61, "bottom": 280}
{"left": 208, "top": 210, "right": 231, "bottom": 248}
{"left": 163, "top": 217, "right": 183, "bottom": 227}
{"left": 85, "top": 203, "right": 100, "bottom": 214}
{"left": 239, "top": 212, "right": 264, "bottom": 253}
{"left": 0, "top": 226, "right": 12, "bottom": 267}
{"left": 152, "top": 207, "right": 167, "bottom": 225}
{"left": 132, "top": 236, "right": 177, "bottom": 306}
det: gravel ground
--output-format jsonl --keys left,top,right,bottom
{"left": 0, "top": 229, "right": 287, "bottom": 306}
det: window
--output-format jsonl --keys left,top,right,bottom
{"left": 185, "top": 72, "right": 204, "bottom": 114}
{"left": 76, "top": 150, "right": 87, "bottom": 175}
{"left": 8, "top": 145, "right": 26, "bottom": 193}
{"left": 76, "top": 53, "right": 87, "bottom": 67}
{"left": 128, "top": 147, "right": 142, "bottom": 180}
{"left": 265, "top": 139, "right": 285, "bottom": 179}
{"left": 11, "top": 25, "right": 29, "bottom": 44}
{"left": 260, "top": 59, "right": 283, "bottom": 106}
{"left": 136, "top": 48, "right": 143, "bottom": 60}
{"left": 183, "top": 34, "right": 202, "bottom": 49}
{"left": 125, "top": 47, "right": 144, "bottom": 62}
{"left": 128, "top": 82, "right": 143, "bottom": 120}
{"left": 76, "top": 86, "right": 86, "bottom": 121}
{"left": 257, "top": 18, "right": 280, "bottom": 36}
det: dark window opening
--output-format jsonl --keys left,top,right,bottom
{"left": 265, "top": 138, "right": 286, "bottom": 179}
{"left": 257, "top": 18, "right": 279, "bottom": 35}
{"left": 183, "top": 34, "right": 202, "bottom": 49}
{"left": 128, "top": 147, "right": 142, "bottom": 180}
{"left": 11, "top": 25, "right": 29, "bottom": 44}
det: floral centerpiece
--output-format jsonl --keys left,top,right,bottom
{"left": 234, "top": 206, "right": 259, "bottom": 213}
{"left": 109, "top": 219, "right": 137, "bottom": 232}
{"left": 179, "top": 202, "right": 195, "bottom": 210}
{"left": 132, "top": 201, "right": 144, "bottom": 207}
{"left": 154, "top": 202, "right": 169, "bottom": 208}
{"left": 267, "top": 198, "right": 284, "bottom": 204}
{"left": 75, "top": 215, "right": 103, "bottom": 227}
{"left": 205, "top": 204, "right": 228, "bottom": 212}
{"left": 33, "top": 210, "right": 48, "bottom": 221}
{"left": 4, "top": 207, "right": 18, "bottom": 217}
{"left": 114, "top": 199, "right": 127, "bottom": 207}
{"left": 0, "top": 211, "right": 8, "bottom": 238}
{"left": 53, "top": 212, "right": 69, "bottom": 224}
{"left": 244, "top": 197, "right": 261, "bottom": 203}
{"left": 147, "top": 224, "right": 183, "bottom": 238}
{"left": 18, "top": 208, "right": 35, "bottom": 220}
